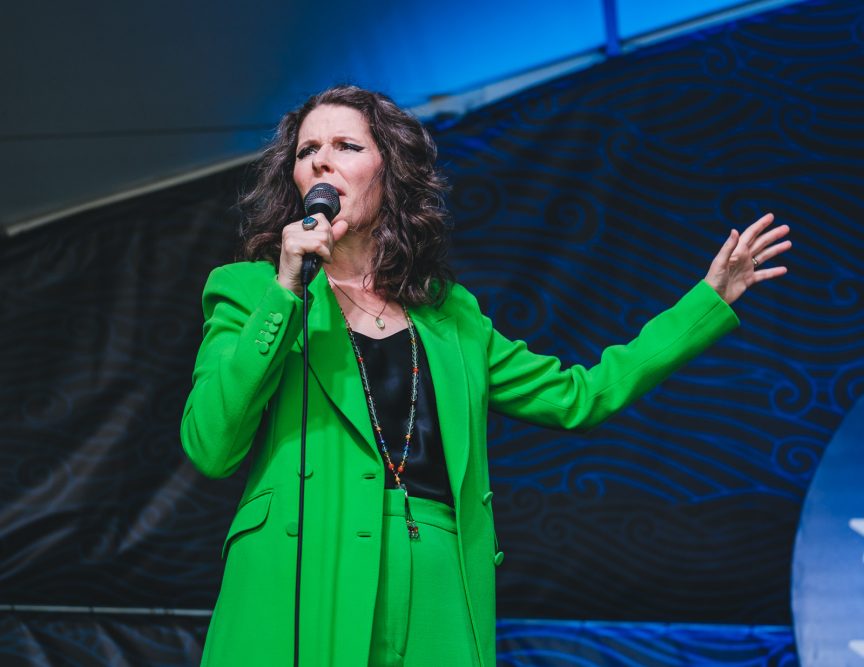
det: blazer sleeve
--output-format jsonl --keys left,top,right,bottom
{"left": 485, "top": 280, "right": 740, "bottom": 430}
{"left": 180, "top": 263, "right": 306, "bottom": 478}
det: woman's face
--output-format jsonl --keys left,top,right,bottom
{"left": 293, "top": 104, "right": 384, "bottom": 230}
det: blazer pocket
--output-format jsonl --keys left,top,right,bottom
{"left": 221, "top": 490, "right": 274, "bottom": 559}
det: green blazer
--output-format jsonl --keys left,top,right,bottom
{"left": 181, "top": 261, "right": 739, "bottom": 666}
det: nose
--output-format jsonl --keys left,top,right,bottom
{"left": 311, "top": 145, "right": 334, "bottom": 174}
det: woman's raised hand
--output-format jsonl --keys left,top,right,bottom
{"left": 704, "top": 213, "right": 791, "bottom": 305}
{"left": 277, "top": 215, "right": 349, "bottom": 295}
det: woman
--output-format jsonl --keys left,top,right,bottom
{"left": 180, "top": 86, "right": 790, "bottom": 666}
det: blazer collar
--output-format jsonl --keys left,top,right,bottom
{"left": 410, "top": 301, "right": 471, "bottom": 501}
{"left": 306, "top": 273, "right": 376, "bottom": 456}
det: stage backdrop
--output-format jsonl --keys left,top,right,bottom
{"left": 2, "top": 0, "right": 862, "bottom": 664}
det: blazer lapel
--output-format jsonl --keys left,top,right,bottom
{"left": 411, "top": 304, "right": 471, "bottom": 501}
{"left": 305, "top": 274, "right": 376, "bottom": 454}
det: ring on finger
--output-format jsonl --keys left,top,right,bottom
{"left": 752, "top": 256, "right": 759, "bottom": 268}
{"left": 302, "top": 216, "right": 318, "bottom": 230}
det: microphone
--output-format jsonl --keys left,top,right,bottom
{"left": 300, "top": 183, "right": 341, "bottom": 285}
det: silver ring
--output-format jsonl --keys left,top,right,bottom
{"left": 752, "top": 256, "right": 759, "bottom": 268}
{"left": 302, "top": 216, "right": 318, "bottom": 230}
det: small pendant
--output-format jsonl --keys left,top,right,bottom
{"left": 375, "top": 317, "right": 386, "bottom": 330}
{"left": 400, "top": 484, "right": 420, "bottom": 540}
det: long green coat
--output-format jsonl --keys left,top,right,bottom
{"left": 180, "top": 261, "right": 738, "bottom": 666}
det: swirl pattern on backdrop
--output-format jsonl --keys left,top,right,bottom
{"left": 0, "top": 173, "right": 244, "bottom": 610}
{"left": 496, "top": 621, "right": 797, "bottom": 667}
{"left": 433, "top": 0, "right": 864, "bottom": 623}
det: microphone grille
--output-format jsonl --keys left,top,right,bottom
{"left": 303, "top": 183, "right": 341, "bottom": 217}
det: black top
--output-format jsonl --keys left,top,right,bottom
{"left": 352, "top": 328, "right": 452, "bottom": 507}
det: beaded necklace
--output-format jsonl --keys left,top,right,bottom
{"left": 339, "top": 303, "right": 421, "bottom": 540}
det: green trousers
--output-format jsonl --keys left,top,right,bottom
{"left": 368, "top": 490, "right": 482, "bottom": 666}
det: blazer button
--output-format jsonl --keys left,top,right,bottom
{"left": 266, "top": 322, "right": 279, "bottom": 334}
{"left": 285, "top": 521, "right": 298, "bottom": 536}
{"left": 493, "top": 551, "right": 504, "bottom": 567}
{"left": 271, "top": 313, "right": 284, "bottom": 325}
{"left": 482, "top": 491, "right": 494, "bottom": 505}
{"left": 257, "top": 341, "right": 270, "bottom": 354}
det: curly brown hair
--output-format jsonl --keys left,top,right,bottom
{"left": 239, "top": 85, "right": 453, "bottom": 306}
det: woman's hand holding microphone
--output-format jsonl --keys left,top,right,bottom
{"left": 276, "top": 214, "right": 349, "bottom": 296}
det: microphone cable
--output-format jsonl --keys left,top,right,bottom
{"left": 294, "top": 182, "right": 340, "bottom": 667}
{"left": 294, "top": 281, "right": 310, "bottom": 667}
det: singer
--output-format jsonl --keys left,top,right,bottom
{"left": 180, "top": 85, "right": 790, "bottom": 666}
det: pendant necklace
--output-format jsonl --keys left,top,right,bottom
{"left": 329, "top": 278, "right": 388, "bottom": 330}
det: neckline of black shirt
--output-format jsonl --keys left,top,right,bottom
{"left": 351, "top": 328, "right": 452, "bottom": 507}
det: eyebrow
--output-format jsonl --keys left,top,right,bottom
{"left": 297, "top": 134, "right": 365, "bottom": 147}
